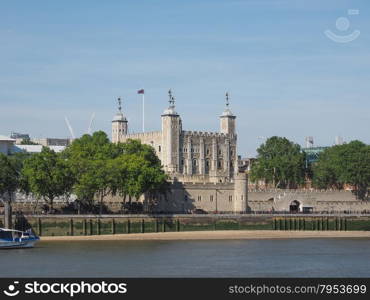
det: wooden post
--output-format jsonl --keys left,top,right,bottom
{"left": 112, "top": 218, "right": 115, "bottom": 234}
{"left": 89, "top": 219, "right": 93, "bottom": 235}
{"left": 37, "top": 218, "right": 42, "bottom": 236}
{"left": 83, "top": 219, "right": 87, "bottom": 235}
{"left": 162, "top": 219, "right": 165, "bottom": 232}
{"left": 141, "top": 219, "right": 145, "bottom": 233}
{"left": 273, "top": 218, "right": 276, "bottom": 230}
{"left": 127, "top": 219, "right": 130, "bottom": 234}
{"left": 70, "top": 219, "right": 74, "bottom": 236}
{"left": 97, "top": 219, "right": 101, "bottom": 235}
{"left": 176, "top": 219, "right": 180, "bottom": 232}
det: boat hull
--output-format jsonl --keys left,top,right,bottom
{"left": 0, "top": 239, "right": 39, "bottom": 249}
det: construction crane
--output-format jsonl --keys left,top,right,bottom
{"left": 87, "top": 112, "right": 95, "bottom": 135}
{"left": 64, "top": 117, "right": 76, "bottom": 140}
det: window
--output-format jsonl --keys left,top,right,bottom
{"left": 191, "top": 148, "right": 194, "bottom": 153}
{"left": 206, "top": 160, "right": 210, "bottom": 167}
{"left": 218, "top": 161, "right": 222, "bottom": 169}
{"left": 229, "top": 195, "right": 233, "bottom": 202}
{"left": 198, "top": 196, "right": 202, "bottom": 202}
{"left": 206, "top": 149, "right": 210, "bottom": 155}
{"left": 210, "top": 195, "right": 214, "bottom": 202}
{"left": 158, "top": 145, "right": 161, "bottom": 152}
{"left": 184, "top": 195, "right": 188, "bottom": 202}
{"left": 218, "top": 150, "right": 222, "bottom": 155}
{"left": 193, "top": 159, "right": 197, "bottom": 166}
{"left": 181, "top": 160, "right": 184, "bottom": 165}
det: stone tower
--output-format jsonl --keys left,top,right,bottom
{"left": 233, "top": 172, "right": 248, "bottom": 212}
{"left": 112, "top": 97, "right": 128, "bottom": 143}
{"left": 161, "top": 90, "right": 182, "bottom": 173}
{"left": 220, "top": 92, "right": 236, "bottom": 135}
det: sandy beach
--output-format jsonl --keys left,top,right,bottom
{"left": 40, "top": 230, "right": 370, "bottom": 241}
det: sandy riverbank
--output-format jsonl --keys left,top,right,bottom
{"left": 39, "top": 230, "right": 370, "bottom": 241}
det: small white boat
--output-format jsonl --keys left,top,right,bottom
{"left": 0, "top": 228, "right": 40, "bottom": 249}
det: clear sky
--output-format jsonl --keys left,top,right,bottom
{"left": 0, "top": 0, "right": 369, "bottom": 156}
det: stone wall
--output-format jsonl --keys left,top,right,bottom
{"left": 248, "top": 190, "right": 370, "bottom": 212}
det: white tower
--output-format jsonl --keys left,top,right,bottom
{"left": 112, "top": 97, "right": 128, "bottom": 143}
{"left": 220, "top": 92, "right": 236, "bottom": 135}
{"left": 161, "top": 89, "right": 182, "bottom": 173}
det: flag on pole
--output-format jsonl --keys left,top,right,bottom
{"left": 137, "top": 89, "right": 144, "bottom": 94}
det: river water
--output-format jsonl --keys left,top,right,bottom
{"left": 1, "top": 238, "right": 370, "bottom": 277}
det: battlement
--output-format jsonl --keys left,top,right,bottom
{"left": 183, "top": 130, "right": 234, "bottom": 138}
{"left": 122, "top": 131, "right": 162, "bottom": 140}
{"left": 249, "top": 189, "right": 355, "bottom": 194}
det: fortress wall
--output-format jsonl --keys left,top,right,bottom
{"left": 152, "top": 182, "right": 235, "bottom": 213}
{"left": 120, "top": 131, "right": 162, "bottom": 154}
{"left": 248, "top": 190, "right": 370, "bottom": 212}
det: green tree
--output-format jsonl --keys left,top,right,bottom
{"left": 63, "top": 135, "right": 169, "bottom": 214}
{"left": 250, "top": 136, "right": 306, "bottom": 188}
{"left": 313, "top": 141, "right": 370, "bottom": 199}
{"left": 113, "top": 151, "right": 168, "bottom": 210}
{"left": 21, "top": 147, "right": 74, "bottom": 212}
{"left": 63, "top": 131, "right": 117, "bottom": 213}
{"left": 0, "top": 154, "right": 19, "bottom": 228}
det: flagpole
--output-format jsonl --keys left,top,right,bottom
{"left": 142, "top": 93, "right": 145, "bottom": 132}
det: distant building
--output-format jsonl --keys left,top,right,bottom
{"left": 302, "top": 146, "right": 328, "bottom": 164}
{"left": 10, "top": 132, "right": 30, "bottom": 140}
{"left": 11, "top": 145, "right": 66, "bottom": 154}
{"left": 31, "top": 138, "right": 71, "bottom": 147}
{"left": 0, "top": 135, "right": 16, "bottom": 155}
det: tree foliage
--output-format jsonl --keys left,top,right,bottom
{"left": 21, "top": 147, "right": 74, "bottom": 211}
{"left": 62, "top": 132, "right": 168, "bottom": 213}
{"left": 250, "top": 136, "right": 306, "bottom": 188}
{"left": 313, "top": 141, "right": 370, "bottom": 199}
{"left": 0, "top": 154, "right": 19, "bottom": 200}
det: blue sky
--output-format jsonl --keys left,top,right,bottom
{"left": 0, "top": 0, "right": 369, "bottom": 156}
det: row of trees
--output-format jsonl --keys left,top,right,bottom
{"left": 250, "top": 136, "right": 370, "bottom": 199}
{"left": 0, "top": 132, "right": 169, "bottom": 223}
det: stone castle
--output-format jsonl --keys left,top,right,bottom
{"left": 111, "top": 90, "right": 248, "bottom": 213}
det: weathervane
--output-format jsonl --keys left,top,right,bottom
{"left": 118, "top": 97, "right": 122, "bottom": 112}
{"left": 225, "top": 92, "right": 229, "bottom": 108}
{"left": 168, "top": 89, "right": 175, "bottom": 107}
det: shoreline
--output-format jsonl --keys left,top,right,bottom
{"left": 39, "top": 230, "right": 370, "bottom": 241}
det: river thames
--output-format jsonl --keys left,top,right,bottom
{"left": 1, "top": 238, "right": 370, "bottom": 277}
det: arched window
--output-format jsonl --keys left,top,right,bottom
{"left": 158, "top": 145, "right": 161, "bottom": 152}
{"left": 193, "top": 159, "right": 197, "bottom": 166}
